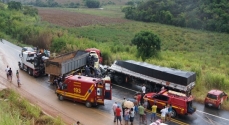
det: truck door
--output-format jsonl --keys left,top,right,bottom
{"left": 104, "top": 82, "right": 112, "bottom": 100}
{"left": 153, "top": 94, "right": 169, "bottom": 108}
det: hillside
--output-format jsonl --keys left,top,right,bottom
{"left": 123, "top": 0, "right": 229, "bottom": 33}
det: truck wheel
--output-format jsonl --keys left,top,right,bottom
{"left": 19, "top": 63, "right": 23, "bottom": 70}
{"left": 28, "top": 68, "right": 33, "bottom": 76}
{"left": 85, "top": 101, "right": 92, "bottom": 108}
{"left": 114, "top": 75, "right": 124, "bottom": 84}
{"left": 217, "top": 104, "right": 221, "bottom": 110}
{"left": 170, "top": 109, "right": 177, "bottom": 117}
{"left": 23, "top": 64, "right": 26, "bottom": 71}
{"left": 58, "top": 95, "right": 64, "bottom": 101}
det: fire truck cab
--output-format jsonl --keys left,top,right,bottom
{"left": 56, "top": 75, "right": 112, "bottom": 107}
{"left": 143, "top": 89, "right": 196, "bottom": 117}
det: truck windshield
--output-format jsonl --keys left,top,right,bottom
{"left": 207, "top": 93, "right": 217, "bottom": 99}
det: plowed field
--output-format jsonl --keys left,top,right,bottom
{"left": 38, "top": 8, "right": 129, "bottom": 27}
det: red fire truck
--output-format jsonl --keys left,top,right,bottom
{"left": 56, "top": 75, "right": 112, "bottom": 107}
{"left": 142, "top": 89, "right": 196, "bottom": 117}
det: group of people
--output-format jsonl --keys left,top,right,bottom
{"left": 112, "top": 84, "right": 173, "bottom": 125}
{"left": 53, "top": 75, "right": 63, "bottom": 89}
{"left": 160, "top": 103, "right": 172, "bottom": 123}
{"left": 112, "top": 100, "right": 135, "bottom": 125}
{"left": 5, "top": 65, "right": 21, "bottom": 87}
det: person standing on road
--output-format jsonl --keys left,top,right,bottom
{"left": 151, "top": 102, "right": 157, "bottom": 122}
{"left": 143, "top": 98, "right": 148, "bottom": 108}
{"left": 142, "top": 84, "right": 146, "bottom": 95}
{"left": 121, "top": 97, "right": 126, "bottom": 117}
{"left": 124, "top": 108, "right": 130, "bottom": 125}
{"left": 8, "top": 68, "right": 12, "bottom": 82}
{"left": 16, "top": 70, "right": 21, "bottom": 87}
{"left": 115, "top": 105, "right": 122, "bottom": 125}
{"left": 160, "top": 106, "right": 167, "bottom": 123}
{"left": 168, "top": 104, "right": 172, "bottom": 121}
{"left": 129, "top": 108, "right": 135, "bottom": 125}
{"left": 113, "top": 102, "right": 118, "bottom": 122}
{"left": 5, "top": 65, "right": 9, "bottom": 79}
{"left": 138, "top": 104, "right": 146, "bottom": 124}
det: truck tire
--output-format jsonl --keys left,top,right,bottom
{"left": 28, "top": 68, "right": 33, "bottom": 76}
{"left": 23, "top": 64, "right": 26, "bottom": 71}
{"left": 170, "top": 108, "right": 177, "bottom": 117}
{"left": 114, "top": 75, "right": 124, "bottom": 84}
{"left": 19, "top": 63, "right": 23, "bottom": 70}
{"left": 58, "top": 95, "right": 64, "bottom": 101}
{"left": 85, "top": 101, "right": 92, "bottom": 108}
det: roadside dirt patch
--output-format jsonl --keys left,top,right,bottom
{"left": 38, "top": 8, "right": 129, "bottom": 27}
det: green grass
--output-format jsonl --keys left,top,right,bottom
{"left": 60, "top": 6, "right": 229, "bottom": 108}
{"left": 0, "top": 89, "right": 65, "bottom": 125}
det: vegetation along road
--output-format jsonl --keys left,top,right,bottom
{"left": 0, "top": 0, "right": 229, "bottom": 124}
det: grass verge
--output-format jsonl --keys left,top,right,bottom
{"left": 0, "top": 89, "right": 65, "bottom": 125}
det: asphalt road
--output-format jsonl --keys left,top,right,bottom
{"left": 0, "top": 40, "right": 229, "bottom": 125}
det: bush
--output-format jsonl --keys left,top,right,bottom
{"left": 23, "top": 6, "right": 38, "bottom": 16}
{"left": 50, "top": 37, "right": 67, "bottom": 53}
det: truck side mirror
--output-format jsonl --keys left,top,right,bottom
{"left": 19, "top": 54, "right": 22, "bottom": 58}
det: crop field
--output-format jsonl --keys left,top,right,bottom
{"left": 37, "top": 8, "right": 129, "bottom": 27}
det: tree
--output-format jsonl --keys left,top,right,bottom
{"left": 85, "top": 0, "right": 100, "bottom": 8}
{"left": 131, "top": 31, "right": 161, "bottom": 61}
{"left": 8, "top": 1, "right": 22, "bottom": 10}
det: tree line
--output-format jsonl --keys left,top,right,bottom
{"left": 122, "top": 0, "right": 229, "bottom": 33}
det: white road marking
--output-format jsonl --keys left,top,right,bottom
{"left": 197, "top": 110, "right": 229, "bottom": 122}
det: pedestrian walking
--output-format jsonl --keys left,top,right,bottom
{"left": 151, "top": 102, "right": 157, "bottom": 122}
{"left": 124, "top": 108, "right": 130, "bottom": 125}
{"left": 113, "top": 102, "right": 118, "bottom": 122}
{"left": 5, "top": 65, "right": 9, "bottom": 79}
{"left": 121, "top": 97, "right": 126, "bottom": 117}
{"left": 129, "top": 108, "right": 135, "bottom": 125}
{"left": 8, "top": 68, "right": 12, "bottom": 82}
{"left": 115, "top": 106, "right": 122, "bottom": 125}
{"left": 16, "top": 70, "right": 21, "bottom": 87}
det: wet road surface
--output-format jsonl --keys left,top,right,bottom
{"left": 1, "top": 40, "right": 229, "bottom": 125}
